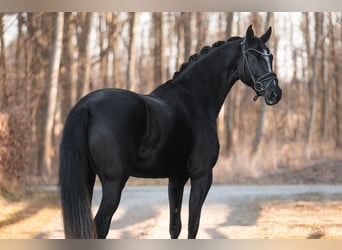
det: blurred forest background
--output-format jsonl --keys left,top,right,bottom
{"left": 0, "top": 12, "right": 342, "bottom": 191}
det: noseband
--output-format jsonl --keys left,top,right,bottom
{"left": 240, "top": 38, "right": 277, "bottom": 101}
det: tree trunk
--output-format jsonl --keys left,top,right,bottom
{"left": 302, "top": 13, "right": 312, "bottom": 92}
{"left": 15, "top": 13, "right": 24, "bottom": 105}
{"left": 225, "top": 12, "right": 234, "bottom": 39}
{"left": 110, "top": 13, "right": 121, "bottom": 88}
{"left": 98, "top": 13, "right": 106, "bottom": 89}
{"left": 195, "top": 13, "right": 208, "bottom": 52}
{"left": 326, "top": 13, "right": 337, "bottom": 144}
{"left": 77, "top": 12, "right": 93, "bottom": 99}
{"left": 0, "top": 13, "right": 7, "bottom": 106}
{"left": 223, "top": 12, "right": 235, "bottom": 153}
{"left": 249, "top": 12, "right": 262, "bottom": 34}
{"left": 182, "top": 12, "right": 192, "bottom": 60}
{"left": 104, "top": 13, "right": 116, "bottom": 88}
{"left": 321, "top": 13, "right": 329, "bottom": 141}
{"left": 176, "top": 13, "right": 185, "bottom": 70}
{"left": 336, "top": 13, "right": 342, "bottom": 148}
{"left": 27, "top": 13, "right": 52, "bottom": 176}
{"left": 126, "top": 12, "right": 138, "bottom": 91}
{"left": 307, "top": 12, "right": 323, "bottom": 154}
{"left": 152, "top": 12, "right": 165, "bottom": 86}
{"left": 98, "top": 13, "right": 111, "bottom": 89}
{"left": 42, "top": 12, "right": 64, "bottom": 179}
{"left": 60, "top": 12, "right": 76, "bottom": 123}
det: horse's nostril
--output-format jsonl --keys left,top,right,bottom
{"left": 271, "top": 92, "right": 278, "bottom": 99}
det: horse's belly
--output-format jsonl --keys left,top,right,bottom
{"left": 132, "top": 154, "right": 186, "bottom": 178}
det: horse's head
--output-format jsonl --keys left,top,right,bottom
{"left": 238, "top": 25, "right": 282, "bottom": 105}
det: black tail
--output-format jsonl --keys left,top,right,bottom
{"left": 58, "top": 103, "right": 96, "bottom": 238}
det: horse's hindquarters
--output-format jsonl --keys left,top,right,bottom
{"left": 86, "top": 89, "right": 147, "bottom": 180}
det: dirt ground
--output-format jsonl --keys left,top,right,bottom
{"left": 0, "top": 190, "right": 60, "bottom": 239}
{"left": 1, "top": 159, "right": 342, "bottom": 239}
{"left": 213, "top": 158, "right": 342, "bottom": 185}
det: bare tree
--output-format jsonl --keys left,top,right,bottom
{"left": 98, "top": 13, "right": 108, "bottom": 89}
{"left": 182, "top": 12, "right": 192, "bottom": 60}
{"left": 0, "top": 13, "right": 7, "bottom": 106}
{"left": 326, "top": 13, "right": 337, "bottom": 143}
{"left": 175, "top": 13, "right": 185, "bottom": 70}
{"left": 249, "top": 12, "right": 262, "bottom": 34}
{"left": 336, "top": 13, "right": 342, "bottom": 148}
{"left": 307, "top": 12, "right": 324, "bottom": 152}
{"left": 223, "top": 12, "right": 236, "bottom": 152}
{"left": 77, "top": 12, "right": 93, "bottom": 99}
{"left": 110, "top": 13, "right": 122, "bottom": 89}
{"left": 98, "top": 13, "right": 119, "bottom": 89}
{"left": 152, "top": 12, "right": 165, "bottom": 86}
{"left": 15, "top": 13, "right": 24, "bottom": 104}
{"left": 126, "top": 12, "right": 139, "bottom": 91}
{"left": 42, "top": 12, "right": 64, "bottom": 178}
{"left": 60, "top": 12, "right": 76, "bottom": 122}
{"left": 27, "top": 13, "right": 54, "bottom": 175}
{"left": 195, "top": 13, "right": 208, "bottom": 52}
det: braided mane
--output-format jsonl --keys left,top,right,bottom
{"left": 170, "top": 36, "right": 242, "bottom": 81}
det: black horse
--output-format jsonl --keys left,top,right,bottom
{"left": 59, "top": 25, "right": 282, "bottom": 239}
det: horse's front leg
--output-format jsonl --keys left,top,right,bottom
{"left": 168, "top": 175, "right": 189, "bottom": 239}
{"left": 188, "top": 171, "right": 213, "bottom": 239}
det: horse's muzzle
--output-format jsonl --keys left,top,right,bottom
{"left": 264, "top": 80, "right": 282, "bottom": 105}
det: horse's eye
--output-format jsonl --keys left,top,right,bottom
{"left": 250, "top": 57, "right": 257, "bottom": 61}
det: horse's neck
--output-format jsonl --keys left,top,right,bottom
{"left": 175, "top": 42, "right": 241, "bottom": 118}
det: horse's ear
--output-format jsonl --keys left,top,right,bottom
{"left": 246, "top": 25, "right": 254, "bottom": 43}
{"left": 261, "top": 26, "right": 272, "bottom": 43}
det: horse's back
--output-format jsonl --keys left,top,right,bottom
{"left": 86, "top": 88, "right": 146, "bottom": 131}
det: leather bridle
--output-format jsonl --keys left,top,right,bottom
{"left": 240, "top": 38, "right": 278, "bottom": 101}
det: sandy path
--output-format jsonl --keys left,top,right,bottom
{"left": 40, "top": 185, "right": 342, "bottom": 239}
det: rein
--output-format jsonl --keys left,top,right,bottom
{"left": 240, "top": 38, "right": 277, "bottom": 101}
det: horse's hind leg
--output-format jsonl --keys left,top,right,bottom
{"left": 87, "top": 168, "right": 96, "bottom": 203}
{"left": 168, "top": 175, "right": 188, "bottom": 239}
{"left": 94, "top": 178, "right": 128, "bottom": 238}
